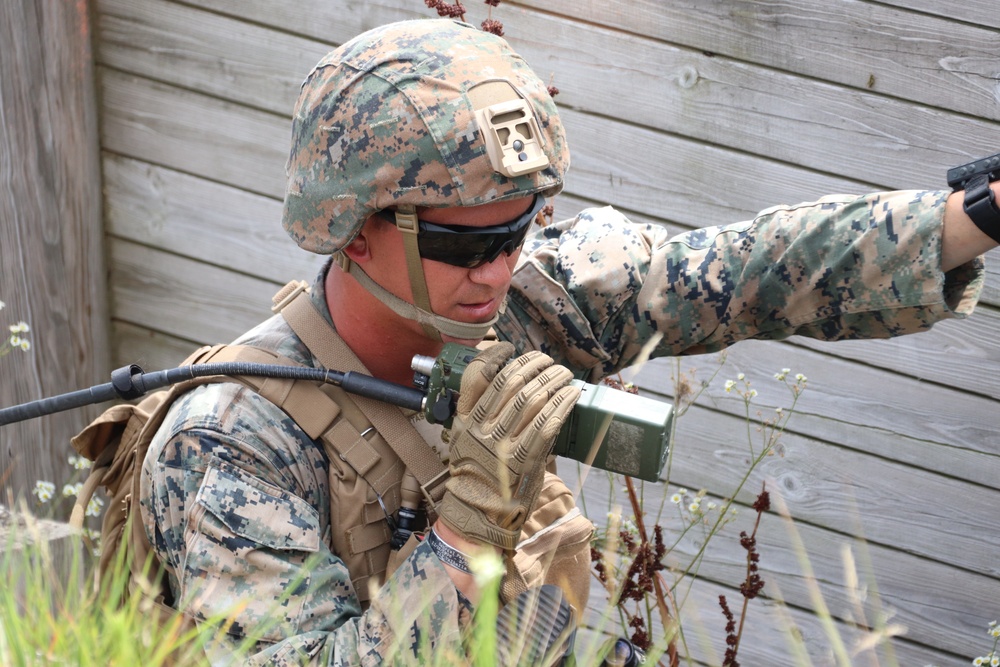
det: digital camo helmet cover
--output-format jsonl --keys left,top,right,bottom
{"left": 282, "top": 19, "right": 569, "bottom": 255}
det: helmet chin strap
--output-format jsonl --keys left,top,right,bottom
{"left": 393, "top": 206, "right": 445, "bottom": 341}
{"left": 333, "top": 251, "right": 505, "bottom": 342}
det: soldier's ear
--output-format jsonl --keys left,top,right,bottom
{"left": 342, "top": 217, "right": 376, "bottom": 263}
{"left": 342, "top": 235, "right": 370, "bottom": 262}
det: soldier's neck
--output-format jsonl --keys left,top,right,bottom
{"left": 325, "top": 265, "right": 443, "bottom": 387}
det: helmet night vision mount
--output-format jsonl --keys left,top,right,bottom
{"left": 469, "top": 80, "right": 551, "bottom": 178}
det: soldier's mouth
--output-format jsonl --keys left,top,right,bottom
{"left": 457, "top": 297, "right": 500, "bottom": 320}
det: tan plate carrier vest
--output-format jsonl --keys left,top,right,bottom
{"left": 70, "top": 281, "right": 593, "bottom": 623}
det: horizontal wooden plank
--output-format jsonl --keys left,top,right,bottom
{"left": 112, "top": 320, "right": 202, "bottom": 371}
{"left": 650, "top": 402, "right": 999, "bottom": 576}
{"left": 877, "top": 0, "right": 1000, "bottom": 30}
{"left": 95, "top": 0, "right": 1000, "bottom": 191}
{"left": 103, "top": 154, "right": 326, "bottom": 283}
{"left": 98, "top": 67, "right": 287, "bottom": 197}
{"left": 98, "top": 65, "right": 878, "bottom": 228}
{"left": 96, "top": 0, "right": 324, "bottom": 114}
{"left": 109, "top": 238, "right": 280, "bottom": 343}
{"left": 578, "top": 567, "right": 963, "bottom": 666}
{"left": 789, "top": 305, "right": 1000, "bottom": 400}
{"left": 630, "top": 343, "right": 999, "bottom": 487}
{"left": 571, "top": 462, "right": 997, "bottom": 659}
{"left": 505, "top": 0, "right": 1000, "bottom": 121}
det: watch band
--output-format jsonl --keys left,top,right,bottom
{"left": 962, "top": 173, "right": 1000, "bottom": 244}
{"left": 427, "top": 528, "right": 472, "bottom": 573}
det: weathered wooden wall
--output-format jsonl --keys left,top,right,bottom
{"left": 0, "top": 1, "right": 109, "bottom": 505}
{"left": 91, "top": 0, "right": 999, "bottom": 664}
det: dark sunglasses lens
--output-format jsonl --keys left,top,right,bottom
{"left": 416, "top": 195, "right": 543, "bottom": 268}
{"left": 418, "top": 233, "right": 494, "bottom": 268}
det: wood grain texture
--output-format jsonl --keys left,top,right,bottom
{"left": 0, "top": 0, "right": 110, "bottom": 501}
{"left": 506, "top": 0, "right": 1000, "bottom": 121}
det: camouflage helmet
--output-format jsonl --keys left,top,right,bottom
{"left": 282, "top": 19, "right": 569, "bottom": 255}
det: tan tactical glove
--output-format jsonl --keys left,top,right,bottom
{"left": 438, "top": 343, "right": 581, "bottom": 552}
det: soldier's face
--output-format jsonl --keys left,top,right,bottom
{"left": 362, "top": 196, "right": 533, "bottom": 342}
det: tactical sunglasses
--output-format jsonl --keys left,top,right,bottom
{"left": 380, "top": 194, "right": 545, "bottom": 269}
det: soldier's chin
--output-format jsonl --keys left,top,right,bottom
{"left": 440, "top": 332, "right": 485, "bottom": 347}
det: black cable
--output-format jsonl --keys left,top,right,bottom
{"left": 0, "top": 362, "right": 425, "bottom": 426}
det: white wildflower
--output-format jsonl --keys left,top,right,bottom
{"left": 670, "top": 493, "right": 682, "bottom": 504}
{"left": 0, "top": 300, "right": 5, "bottom": 311}
{"left": 62, "top": 482, "right": 84, "bottom": 498}
{"left": 795, "top": 373, "right": 807, "bottom": 382}
{"left": 32, "top": 481, "right": 55, "bottom": 503}
{"left": 688, "top": 501, "right": 701, "bottom": 513}
{"left": 68, "top": 455, "right": 92, "bottom": 471}
{"left": 85, "top": 496, "right": 104, "bottom": 518}
{"left": 724, "top": 379, "right": 736, "bottom": 393}
{"left": 18, "top": 339, "right": 29, "bottom": 352}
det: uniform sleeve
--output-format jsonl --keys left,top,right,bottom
{"left": 498, "top": 189, "right": 985, "bottom": 378}
{"left": 139, "top": 383, "right": 464, "bottom": 666}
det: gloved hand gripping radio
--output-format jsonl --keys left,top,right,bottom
{"left": 415, "top": 343, "right": 671, "bottom": 482}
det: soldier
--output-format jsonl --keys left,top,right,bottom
{"left": 138, "top": 18, "right": 996, "bottom": 666}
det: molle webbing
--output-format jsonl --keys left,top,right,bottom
{"left": 271, "top": 280, "right": 449, "bottom": 604}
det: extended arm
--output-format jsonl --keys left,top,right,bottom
{"left": 500, "top": 189, "right": 987, "bottom": 378}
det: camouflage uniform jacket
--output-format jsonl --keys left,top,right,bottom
{"left": 139, "top": 190, "right": 983, "bottom": 665}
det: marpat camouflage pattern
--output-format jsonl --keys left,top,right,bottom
{"left": 282, "top": 19, "right": 567, "bottom": 255}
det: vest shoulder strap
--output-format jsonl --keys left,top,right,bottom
{"left": 272, "top": 280, "right": 449, "bottom": 507}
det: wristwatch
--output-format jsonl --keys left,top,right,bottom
{"left": 426, "top": 528, "right": 472, "bottom": 573}
{"left": 949, "top": 153, "right": 1000, "bottom": 244}
{"left": 961, "top": 173, "right": 1000, "bottom": 244}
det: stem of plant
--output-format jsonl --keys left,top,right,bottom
{"left": 625, "top": 476, "right": 680, "bottom": 667}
